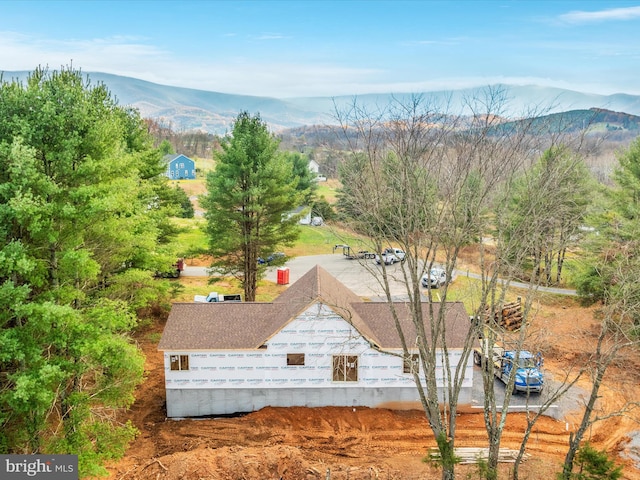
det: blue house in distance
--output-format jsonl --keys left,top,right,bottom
{"left": 164, "top": 154, "right": 196, "bottom": 180}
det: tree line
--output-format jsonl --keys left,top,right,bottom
{"left": 145, "top": 117, "right": 220, "bottom": 160}
{"left": 0, "top": 67, "right": 190, "bottom": 476}
{"left": 0, "top": 69, "right": 319, "bottom": 476}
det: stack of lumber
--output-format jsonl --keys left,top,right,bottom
{"left": 428, "top": 447, "right": 530, "bottom": 464}
{"left": 486, "top": 299, "right": 523, "bottom": 331}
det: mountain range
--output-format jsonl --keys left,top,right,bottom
{"left": 3, "top": 70, "right": 640, "bottom": 135}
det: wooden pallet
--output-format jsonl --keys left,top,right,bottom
{"left": 428, "top": 446, "right": 531, "bottom": 464}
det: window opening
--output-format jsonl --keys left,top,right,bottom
{"left": 287, "top": 353, "right": 305, "bottom": 366}
{"left": 332, "top": 355, "right": 358, "bottom": 381}
{"left": 403, "top": 353, "right": 419, "bottom": 373}
{"left": 170, "top": 354, "right": 189, "bottom": 371}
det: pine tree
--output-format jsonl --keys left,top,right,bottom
{"left": 201, "top": 112, "right": 304, "bottom": 301}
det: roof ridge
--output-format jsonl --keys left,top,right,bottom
{"left": 267, "top": 265, "right": 382, "bottom": 345}
{"left": 159, "top": 265, "right": 469, "bottom": 352}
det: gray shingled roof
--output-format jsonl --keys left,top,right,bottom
{"left": 351, "top": 301, "right": 470, "bottom": 349}
{"left": 162, "top": 153, "right": 180, "bottom": 163}
{"left": 158, "top": 265, "right": 470, "bottom": 351}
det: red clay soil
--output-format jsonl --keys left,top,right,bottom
{"left": 105, "top": 300, "right": 640, "bottom": 480}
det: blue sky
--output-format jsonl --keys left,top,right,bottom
{"left": 1, "top": 1, "right": 639, "bottom": 98}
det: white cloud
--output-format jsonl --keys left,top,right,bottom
{"left": 0, "top": 31, "right": 170, "bottom": 73}
{"left": 359, "top": 75, "right": 639, "bottom": 97}
{"left": 1, "top": 30, "right": 638, "bottom": 98}
{"left": 559, "top": 6, "right": 640, "bottom": 24}
{"left": 400, "top": 39, "right": 460, "bottom": 47}
{"left": 0, "top": 31, "right": 379, "bottom": 97}
{"left": 160, "top": 62, "right": 382, "bottom": 97}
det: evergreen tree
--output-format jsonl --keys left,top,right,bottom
{"left": 201, "top": 112, "right": 303, "bottom": 301}
{"left": 576, "top": 136, "right": 640, "bottom": 309}
{"left": 563, "top": 442, "right": 623, "bottom": 480}
{"left": 282, "top": 150, "right": 317, "bottom": 204}
{"left": 0, "top": 66, "right": 167, "bottom": 475}
{"left": 159, "top": 139, "right": 174, "bottom": 156}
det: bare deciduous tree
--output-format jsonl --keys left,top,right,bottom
{"left": 560, "top": 263, "right": 640, "bottom": 479}
{"left": 334, "top": 88, "right": 562, "bottom": 479}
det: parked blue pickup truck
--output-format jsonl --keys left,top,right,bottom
{"left": 474, "top": 343, "right": 544, "bottom": 394}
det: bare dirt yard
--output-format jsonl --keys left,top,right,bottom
{"left": 106, "top": 276, "right": 640, "bottom": 479}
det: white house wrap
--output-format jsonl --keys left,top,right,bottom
{"left": 158, "top": 265, "right": 472, "bottom": 417}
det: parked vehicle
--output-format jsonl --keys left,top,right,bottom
{"left": 194, "top": 292, "right": 242, "bottom": 303}
{"left": 473, "top": 340, "right": 544, "bottom": 394}
{"left": 173, "top": 258, "right": 185, "bottom": 278}
{"left": 156, "top": 258, "right": 184, "bottom": 278}
{"left": 375, "top": 247, "right": 406, "bottom": 265}
{"left": 258, "top": 252, "right": 286, "bottom": 265}
{"left": 333, "top": 244, "right": 376, "bottom": 260}
{"left": 421, "top": 267, "right": 455, "bottom": 288}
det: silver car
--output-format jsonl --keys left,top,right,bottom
{"left": 421, "top": 268, "right": 454, "bottom": 288}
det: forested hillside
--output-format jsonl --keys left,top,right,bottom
{"left": 150, "top": 107, "right": 639, "bottom": 183}
{"left": 4, "top": 71, "right": 640, "bottom": 134}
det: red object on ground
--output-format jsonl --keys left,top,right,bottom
{"left": 277, "top": 267, "right": 290, "bottom": 285}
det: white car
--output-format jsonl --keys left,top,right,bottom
{"left": 375, "top": 248, "right": 406, "bottom": 265}
{"left": 421, "top": 267, "right": 455, "bottom": 288}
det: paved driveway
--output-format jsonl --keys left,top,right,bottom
{"left": 262, "top": 254, "right": 577, "bottom": 297}
{"left": 184, "top": 253, "right": 576, "bottom": 298}
{"left": 264, "top": 254, "right": 414, "bottom": 299}
{"left": 470, "top": 364, "right": 586, "bottom": 420}
{"left": 181, "top": 254, "right": 393, "bottom": 296}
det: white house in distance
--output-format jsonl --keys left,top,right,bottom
{"left": 158, "top": 265, "right": 472, "bottom": 418}
{"left": 163, "top": 153, "right": 196, "bottom": 180}
{"left": 308, "top": 159, "right": 320, "bottom": 174}
{"left": 288, "top": 205, "right": 312, "bottom": 225}
{"left": 308, "top": 159, "right": 326, "bottom": 181}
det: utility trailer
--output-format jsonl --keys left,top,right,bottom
{"left": 333, "top": 244, "right": 376, "bottom": 260}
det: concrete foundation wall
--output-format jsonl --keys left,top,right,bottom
{"left": 165, "top": 386, "right": 473, "bottom": 417}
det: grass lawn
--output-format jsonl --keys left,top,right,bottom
{"left": 171, "top": 218, "right": 208, "bottom": 257}
{"left": 169, "top": 171, "right": 346, "bottom": 259}
{"left": 171, "top": 274, "right": 288, "bottom": 303}
{"left": 285, "top": 223, "right": 369, "bottom": 256}
{"left": 170, "top": 216, "right": 368, "bottom": 259}
{"left": 315, "top": 178, "right": 341, "bottom": 203}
